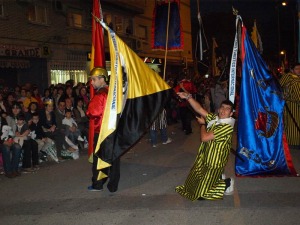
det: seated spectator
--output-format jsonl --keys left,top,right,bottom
{"left": 14, "top": 113, "right": 39, "bottom": 172}
{"left": 39, "top": 98, "right": 64, "bottom": 159}
{"left": 62, "top": 109, "right": 84, "bottom": 149}
{"left": 0, "top": 109, "right": 22, "bottom": 178}
{"left": 17, "top": 88, "right": 27, "bottom": 104}
{"left": 23, "top": 89, "right": 38, "bottom": 109}
{"left": 25, "top": 102, "right": 39, "bottom": 125}
{"left": 32, "top": 86, "right": 44, "bottom": 109}
{"left": 4, "top": 92, "right": 16, "bottom": 115}
{"left": 73, "top": 97, "right": 89, "bottom": 139}
{"left": 29, "top": 113, "right": 58, "bottom": 162}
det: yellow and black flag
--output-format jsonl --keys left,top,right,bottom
{"left": 95, "top": 21, "right": 172, "bottom": 179}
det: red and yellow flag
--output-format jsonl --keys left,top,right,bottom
{"left": 88, "top": 0, "right": 105, "bottom": 160}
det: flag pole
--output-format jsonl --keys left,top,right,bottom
{"left": 163, "top": 0, "right": 171, "bottom": 80}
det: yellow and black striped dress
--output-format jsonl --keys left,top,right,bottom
{"left": 175, "top": 113, "right": 233, "bottom": 201}
{"left": 280, "top": 73, "right": 300, "bottom": 146}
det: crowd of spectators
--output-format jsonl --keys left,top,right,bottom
{"left": 0, "top": 73, "right": 238, "bottom": 179}
{"left": 0, "top": 80, "right": 90, "bottom": 178}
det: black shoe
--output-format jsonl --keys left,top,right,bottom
{"left": 5, "top": 173, "right": 16, "bottom": 178}
{"left": 107, "top": 183, "right": 118, "bottom": 193}
{"left": 185, "top": 130, "right": 192, "bottom": 135}
{"left": 88, "top": 185, "right": 103, "bottom": 192}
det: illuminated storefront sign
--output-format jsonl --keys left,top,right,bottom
{"left": 0, "top": 45, "right": 41, "bottom": 58}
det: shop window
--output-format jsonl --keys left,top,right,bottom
{"left": 28, "top": 4, "right": 48, "bottom": 25}
{"left": 68, "top": 12, "right": 83, "bottom": 28}
{"left": 50, "top": 70, "right": 87, "bottom": 85}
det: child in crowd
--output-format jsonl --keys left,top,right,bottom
{"left": 29, "top": 113, "right": 58, "bottom": 162}
{"left": 62, "top": 109, "right": 84, "bottom": 149}
{"left": 14, "top": 113, "right": 39, "bottom": 172}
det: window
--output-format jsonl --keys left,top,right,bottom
{"left": 50, "top": 70, "right": 87, "bottom": 85}
{"left": 136, "top": 25, "right": 147, "bottom": 40}
{"left": 68, "top": 12, "right": 83, "bottom": 28}
{"left": 28, "top": 5, "right": 48, "bottom": 24}
{"left": 115, "top": 15, "right": 123, "bottom": 33}
{"left": 0, "top": 0, "right": 4, "bottom": 17}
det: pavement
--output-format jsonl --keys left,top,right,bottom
{"left": 1, "top": 121, "right": 300, "bottom": 225}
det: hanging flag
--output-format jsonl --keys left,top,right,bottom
{"left": 212, "top": 37, "right": 220, "bottom": 76}
{"left": 152, "top": 0, "right": 183, "bottom": 50}
{"left": 235, "top": 25, "right": 297, "bottom": 176}
{"left": 251, "top": 20, "right": 263, "bottom": 54}
{"left": 94, "top": 21, "right": 172, "bottom": 179}
{"left": 88, "top": 0, "right": 106, "bottom": 160}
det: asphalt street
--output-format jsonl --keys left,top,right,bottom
{"left": 1, "top": 121, "right": 300, "bottom": 225}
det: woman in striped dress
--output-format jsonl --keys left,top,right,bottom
{"left": 175, "top": 92, "right": 235, "bottom": 201}
{"left": 279, "top": 63, "right": 300, "bottom": 148}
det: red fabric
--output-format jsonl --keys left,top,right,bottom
{"left": 282, "top": 133, "right": 298, "bottom": 176}
{"left": 174, "top": 79, "right": 197, "bottom": 107}
{"left": 86, "top": 87, "right": 108, "bottom": 134}
{"left": 88, "top": 0, "right": 106, "bottom": 158}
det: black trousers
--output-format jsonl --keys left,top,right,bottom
{"left": 22, "top": 139, "right": 39, "bottom": 168}
{"left": 92, "top": 134, "right": 120, "bottom": 192}
{"left": 179, "top": 106, "right": 193, "bottom": 133}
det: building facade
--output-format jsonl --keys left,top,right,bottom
{"left": 0, "top": 0, "right": 193, "bottom": 91}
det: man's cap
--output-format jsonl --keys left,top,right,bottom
{"left": 90, "top": 67, "right": 108, "bottom": 82}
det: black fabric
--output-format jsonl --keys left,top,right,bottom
{"left": 22, "top": 139, "right": 39, "bottom": 168}
{"left": 92, "top": 134, "right": 120, "bottom": 192}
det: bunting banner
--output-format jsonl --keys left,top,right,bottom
{"left": 251, "top": 20, "right": 263, "bottom": 54}
{"left": 212, "top": 37, "right": 220, "bottom": 76}
{"left": 228, "top": 15, "right": 241, "bottom": 104}
{"left": 235, "top": 25, "right": 297, "bottom": 176}
{"left": 88, "top": 0, "right": 106, "bottom": 161}
{"left": 95, "top": 20, "right": 172, "bottom": 179}
{"left": 151, "top": 0, "right": 183, "bottom": 50}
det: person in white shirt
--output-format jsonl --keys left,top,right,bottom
{"left": 62, "top": 109, "right": 84, "bottom": 149}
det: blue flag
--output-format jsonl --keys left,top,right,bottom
{"left": 235, "top": 26, "right": 297, "bottom": 176}
{"left": 151, "top": 0, "right": 183, "bottom": 51}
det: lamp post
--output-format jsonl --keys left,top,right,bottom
{"left": 280, "top": 50, "right": 287, "bottom": 72}
{"left": 277, "top": 1, "right": 287, "bottom": 66}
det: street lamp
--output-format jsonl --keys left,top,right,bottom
{"left": 280, "top": 50, "right": 287, "bottom": 72}
{"left": 277, "top": 1, "right": 287, "bottom": 66}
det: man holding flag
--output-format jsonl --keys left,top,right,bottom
{"left": 86, "top": 67, "right": 120, "bottom": 192}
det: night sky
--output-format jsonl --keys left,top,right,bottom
{"left": 190, "top": 0, "right": 297, "bottom": 69}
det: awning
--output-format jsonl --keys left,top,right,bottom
{"left": 49, "top": 61, "right": 87, "bottom": 70}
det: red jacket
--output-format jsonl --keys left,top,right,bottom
{"left": 86, "top": 87, "right": 108, "bottom": 134}
{"left": 174, "top": 79, "right": 197, "bottom": 107}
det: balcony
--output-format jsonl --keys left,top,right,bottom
{"left": 101, "top": 0, "right": 145, "bottom": 15}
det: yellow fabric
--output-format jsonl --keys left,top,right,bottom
{"left": 175, "top": 113, "right": 233, "bottom": 201}
{"left": 251, "top": 20, "right": 258, "bottom": 48}
{"left": 97, "top": 171, "right": 108, "bottom": 180}
{"left": 96, "top": 25, "right": 170, "bottom": 152}
{"left": 97, "top": 157, "right": 111, "bottom": 170}
{"left": 280, "top": 73, "right": 300, "bottom": 146}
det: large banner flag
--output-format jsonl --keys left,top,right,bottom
{"left": 88, "top": 0, "right": 106, "bottom": 160}
{"left": 235, "top": 25, "right": 297, "bottom": 176}
{"left": 151, "top": 0, "right": 183, "bottom": 50}
{"left": 94, "top": 20, "right": 172, "bottom": 179}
